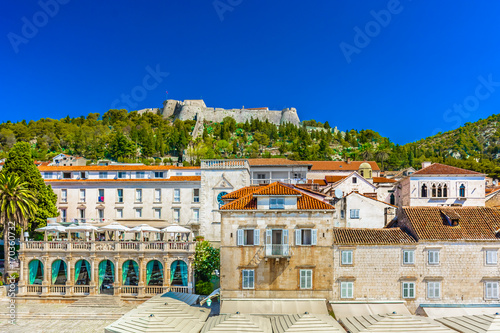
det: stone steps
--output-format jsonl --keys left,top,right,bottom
{"left": 0, "top": 313, "right": 123, "bottom": 320}
{"left": 68, "top": 296, "right": 122, "bottom": 307}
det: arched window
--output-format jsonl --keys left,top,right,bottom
{"left": 146, "top": 260, "right": 164, "bottom": 286}
{"left": 28, "top": 260, "right": 43, "bottom": 285}
{"left": 122, "top": 260, "right": 139, "bottom": 286}
{"left": 51, "top": 259, "right": 67, "bottom": 285}
{"left": 421, "top": 184, "right": 427, "bottom": 197}
{"left": 443, "top": 184, "right": 448, "bottom": 198}
{"left": 390, "top": 193, "right": 395, "bottom": 205}
{"left": 99, "top": 260, "right": 115, "bottom": 295}
{"left": 170, "top": 260, "right": 188, "bottom": 286}
{"left": 431, "top": 184, "right": 437, "bottom": 198}
{"left": 75, "top": 259, "right": 91, "bottom": 285}
{"left": 459, "top": 184, "right": 466, "bottom": 197}
{"left": 437, "top": 184, "right": 442, "bottom": 198}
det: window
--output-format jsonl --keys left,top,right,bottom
{"left": 485, "top": 281, "right": 499, "bottom": 299}
{"left": 135, "top": 189, "right": 142, "bottom": 202}
{"left": 193, "top": 189, "right": 200, "bottom": 203}
{"left": 176, "top": 172, "right": 182, "bottom": 176}
{"left": 350, "top": 209, "right": 360, "bottom": 219}
{"left": 79, "top": 208, "right": 85, "bottom": 220}
{"left": 99, "top": 172, "right": 107, "bottom": 179}
{"left": 431, "top": 184, "right": 437, "bottom": 197}
{"left": 174, "top": 189, "right": 180, "bottom": 203}
{"left": 80, "top": 172, "right": 86, "bottom": 179}
{"left": 117, "top": 189, "right": 123, "bottom": 203}
{"left": 154, "top": 171, "right": 163, "bottom": 178}
{"left": 428, "top": 250, "right": 440, "bottom": 265}
{"left": 116, "top": 209, "right": 123, "bottom": 219}
{"left": 193, "top": 209, "right": 200, "bottom": 222}
{"left": 98, "top": 209, "right": 104, "bottom": 219}
{"left": 61, "top": 189, "right": 67, "bottom": 202}
{"left": 174, "top": 209, "right": 180, "bottom": 223}
{"left": 340, "top": 210, "right": 345, "bottom": 219}
{"left": 117, "top": 172, "right": 126, "bottom": 179}
{"left": 427, "top": 281, "right": 441, "bottom": 299}
{"left": 270, "top": 197, "right": 285, "bottom": 209}
{"left": 135, "top": 208, "right": 142, "bottom": 218}
{"left": 352, "top": 177, "right": 357, "bottom": 184}
{"left": 295, "top": 229, "right": 317, "bottom": 246}
{"left": 79, "top": 189, "right": 86, "bottom": 202}
{"left": 237, "top": 229, "right": 260, "bottom": 246}
{"left": 154, "top": 189, "right": 161, "bottom": 202}
{"left": 459, "top": 184, "right": 466, "bottom": 197}
{"left": 136, "top": 171, "right": 145, "bottom": 179}
{"left": 443, "top": 184, "right": 448, "bottom": 197}
{"left": 437, "top": 184, "right": 442, "bottom": 197}
{"left": 154, "top": 208, "right": 161, "bottom": 219}
{"left": 341, "top": 281, "right": 353, "bottom": 298}
{"left": 402, "top": 282, "right": 415, "bottom": 299}
{"left": 242, "top": 270, "right": 254, "bottom": 289}
{"left": 403, "top": 250, "right": 415, "bottom": 265}
{"left": 421, "top": 184, "right": 427, "bottom": 197}
{"left": 98, "top": 189, "right": 104, "bottom": 202}
{"left": 486, "top": 250, "right": 498, "bottom": 265}
{"left": 61, "top": 209, "right": 67, "bottom": 223}
{"left": 341, "top": 250, "right": 353, "bottom": 265}
{"left": 63, "top": 172, "right": 71, "bottom": 179}
{"left": 390, "top": 193, "right": 395, "bottom": 205}
{"left": 300, "top": 269, "right": 312, "bottom": 289}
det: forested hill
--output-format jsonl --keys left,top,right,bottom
{"left": 1, "top": 109, "right": 500, "bottom": 178}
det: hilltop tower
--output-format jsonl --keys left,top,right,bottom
{"left": 280, "top": 107, "right": 300, "bottom": 125}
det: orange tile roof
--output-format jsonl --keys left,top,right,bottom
{"left": 345, "top": 191, "right": 397, "bottom": 208}
{"left": 309, "top": 161, "right": 380, "bottom": 171}
{"left": 247, "top": 158, "right": 311, "bottom": 166}
{"left": 486, "top": 187, "right": 500, "bottom": 196}
{"left": 38, "top": 165, "right": 200, "bottom": 171}
{"left": 307, "top": 179, "right": 327, "bottom": 185}
{"left": 372, "top": 177, "right": 397, "bottom": 183}
{"left": 412, "top": 163, "right": 483, "bottom": 176}
{"left": 333, "top": 227, "right": 416, "bottom": 245}
{"left": 400, "top": 207, "right": 500, "bottom": 241}
{"left": 325, "top": 175, "right": 347, "bottom": 183}
{"left": 44, "top": 176, "right": 201, "bottom": 182}
{"left": 222, "top": 186, "right": 262, "bottom": 200}
{"left": 220, "top": 182, "right": 334, "bottom": 211}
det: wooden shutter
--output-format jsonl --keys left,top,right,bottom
{"left": 295, "top": 229, "right": 301, "bottom": 246}
{"left": 283, "top": 229, "right": 289, "bottom": 256}
{"left": 265, "top": 229, "right": 272, "bottom": 256}
{"left": 254, "top": 229, "right": 260, "bottom": 246}
{"left": 311, "top": 229, "right": 317, "bottom": 245}
{"left": 237, "top": 229, "right": 243, "bottom": 246}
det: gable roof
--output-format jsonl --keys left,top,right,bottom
{"left": 400, "top": 207, "right": 500, "bottom": 241}
{"left": 309, "top": 161, "right": 380, "bottom": 171}
{"left": 412, "top": 163, "right": 484, "bottom": 176}
{"left": 333, "top": 228, "right": 416, "bottom": 245}
{"left": 372, "top": 177, "right": 397, "bottom": 184}
{"left": 345, "top": 191, "right": 397, "bottom": 208}
{"left": 220, "top": 182, "right": 334, "bottom": 211}
{"left": 328, "top": 171, "right": 377, "bottom": 191}
{"left": 325, "top": 175, "right": 347, "bottom": 183}
{"left": 222, "top": 186, "right": 262, "bottom": 200}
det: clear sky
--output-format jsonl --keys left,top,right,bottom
{"left": 2, "top": 0, "right": 500, "bottom": 144}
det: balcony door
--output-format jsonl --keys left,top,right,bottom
{"left": 266, "top": 229, "right": 289, "bottom": 256}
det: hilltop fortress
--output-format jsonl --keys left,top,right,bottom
{"left": 161, "top": 99, "right": 300, "bottom": 126}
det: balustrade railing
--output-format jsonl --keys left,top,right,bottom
{"left": 121, "top": 286, "right": 138, "bottom": 295}
{"left": 49, "top": 286, "right": 66, "bottom": 294}
{"left": 145, "top": 242, "right": 164, "bottom": 250}
{"left": 120, "top": 242, "right": 139, "bottom": 250}
{"left": 73, "top": 286, "right": 90, "bottom": 294}
{"left": 22, "top": 241, "right": 194, "bottom": 253}
{"left": 170, "top": 286, "right": 189, "bottom": 293}
{"left": 145, "top": 286, "right": 166, "bottom": 294}
{"left": 71, "top": 242, "right": 91, "bottom": 250}
{"left": 27, "top": 285, "right": 42, "bottom": 294}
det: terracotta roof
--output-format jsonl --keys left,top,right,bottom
{"left": 325, "top": 175, "right": 347, "bottom": 183}
{"left": 412, "top": 163, "right": 484, "bottom": 176}
{"left": 307, "top": 179, "right": 327, "bottom": 185}
{"left": 345, "top": 191, "right": 397, "bottom": 208}
{"left": 486, "top": 187, "right": 500, "bottom": 195}
{"left": 220, "top": 182, "right": 334, "bottom": 211}
{"left": 247, "top": 158, "right": 311, "bottom": 166}
{"left": 400, "top": 207, "right": 500, "bottom": 241}
{"left": 309, "top": 161, "right": 380, "bottom": 171}
{"left": 38, "top": 165, "right": 200, "bottom": 171}
{"left": 372, "top": 177, "right": 397, "bottom": 183}
{"left": 333, "top": 228, "right": 416, "bottom": 245}
{"left": 44, "top": 176, "right": 201, "bottom": 182}
{"left": 222, "top": 186, "right": 262, "bottom": 200}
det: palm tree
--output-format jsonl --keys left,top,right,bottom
{"left": 0, "top": 173, "right": 37, "bottom": 283}
{"left": 375, "top": 149, "right": 390, "bottom": 171}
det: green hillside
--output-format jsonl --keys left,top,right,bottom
{"left": 0, "top": 109, "right": 499, "bottom": 178}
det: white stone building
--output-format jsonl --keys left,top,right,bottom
{"left": 307, "top": 161, "right": 381, "bottom": 179}
{"left": 396, "top": 163, "right": 486, "bottom": 208}
{"left": 334, "top": 191, "right": 396, "bottom": 228}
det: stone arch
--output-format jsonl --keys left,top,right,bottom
{"left": 51, "top": 259, "right": 68, "bottom": 285}
{"left": 146, "top": 259, "right": 164, "bottom": 286}
{"left": 122, "top": 259, "right": 139, "bottom": 286}
{"left": 28, "top": 259, "right": 43, "bottom": 285}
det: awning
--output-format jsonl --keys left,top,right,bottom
{"left": 436, "top": 313, "right": 500, "bottom": 333}
{"left": 220, "top": 299, "right": 328, "bottom": 315}
{"left": 271, "top": 313, "right": 346, "bottom": 332}
{"left": 422, "top": 305, "right": 500, "bottom": 319}
{"left": 201, "top": 313, "right": 272, "bottom": 333}
{"left": 329, "top": 301, "right": 410, "bottom": 320}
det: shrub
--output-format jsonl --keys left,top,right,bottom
{"left": 196, "top": 281, "right": 213, "bottom": 295}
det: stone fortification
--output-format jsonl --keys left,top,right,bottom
{"left": 161, "top": 99, "right": 300, "bottom": 126}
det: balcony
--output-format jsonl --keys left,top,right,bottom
{"left": 251, "top": 178, "right": 307, "bottom": 185}
{"left": 201, "top": 159, "right": 249, "bottom": 170}
{"left": 265, "top": 244, "right": 291, "bottom": 258}
{"left": 21, "top": 240, "right": 195, "bottom": 253}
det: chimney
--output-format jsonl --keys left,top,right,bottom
{"left": 422, "top": 161, "right": 432, "bottom": 169}
{"left": 385, "top": 207, "right": 396, "bottom": 226}
{"left": 346, "top": 157, "right": 351, "bottom": 164}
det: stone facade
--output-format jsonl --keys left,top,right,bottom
{"left": 334, "top": 191, "right": 396, "bottom": 228}
{"left": 161, "top": 99, "right": 300, "bottom": 126}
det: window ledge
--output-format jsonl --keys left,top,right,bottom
{"left": 115, "top": 202, "right": 124, "bottom": 205}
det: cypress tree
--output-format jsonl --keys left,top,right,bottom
{"left": 1, "top": 142, "right": 58, "bottom": 231}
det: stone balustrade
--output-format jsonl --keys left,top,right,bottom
{"left": 20, "top": 240, "right": 194, "bottom": 253}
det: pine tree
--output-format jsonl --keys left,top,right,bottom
{"left": 1, "top": 142, "right": 58, "bottom": 231}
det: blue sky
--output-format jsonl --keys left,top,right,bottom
{"left": 2, "top": 0, "right": 500, "bottom": 144}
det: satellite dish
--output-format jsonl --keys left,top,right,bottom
{"left": 334, "top": 189, "right": 343, "bottom": 199}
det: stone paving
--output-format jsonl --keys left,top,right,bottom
{"left": 0, "top": 296, "right": 138, "bottom": 333}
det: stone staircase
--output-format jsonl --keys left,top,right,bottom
{"left": 68, "top": 296, "right": 123, "bottom": 308}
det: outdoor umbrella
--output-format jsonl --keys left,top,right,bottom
{"left": 130, "top": 224, "right": 161, "bottom": 233}
{"left": 99, "top": 222, "right": 131, "bottom": 232}
{"left": 35, "top": 223, "right": 67, "bottom": 232}
{"left": 161, "top": 225, "right": 191, "bottom": 233}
